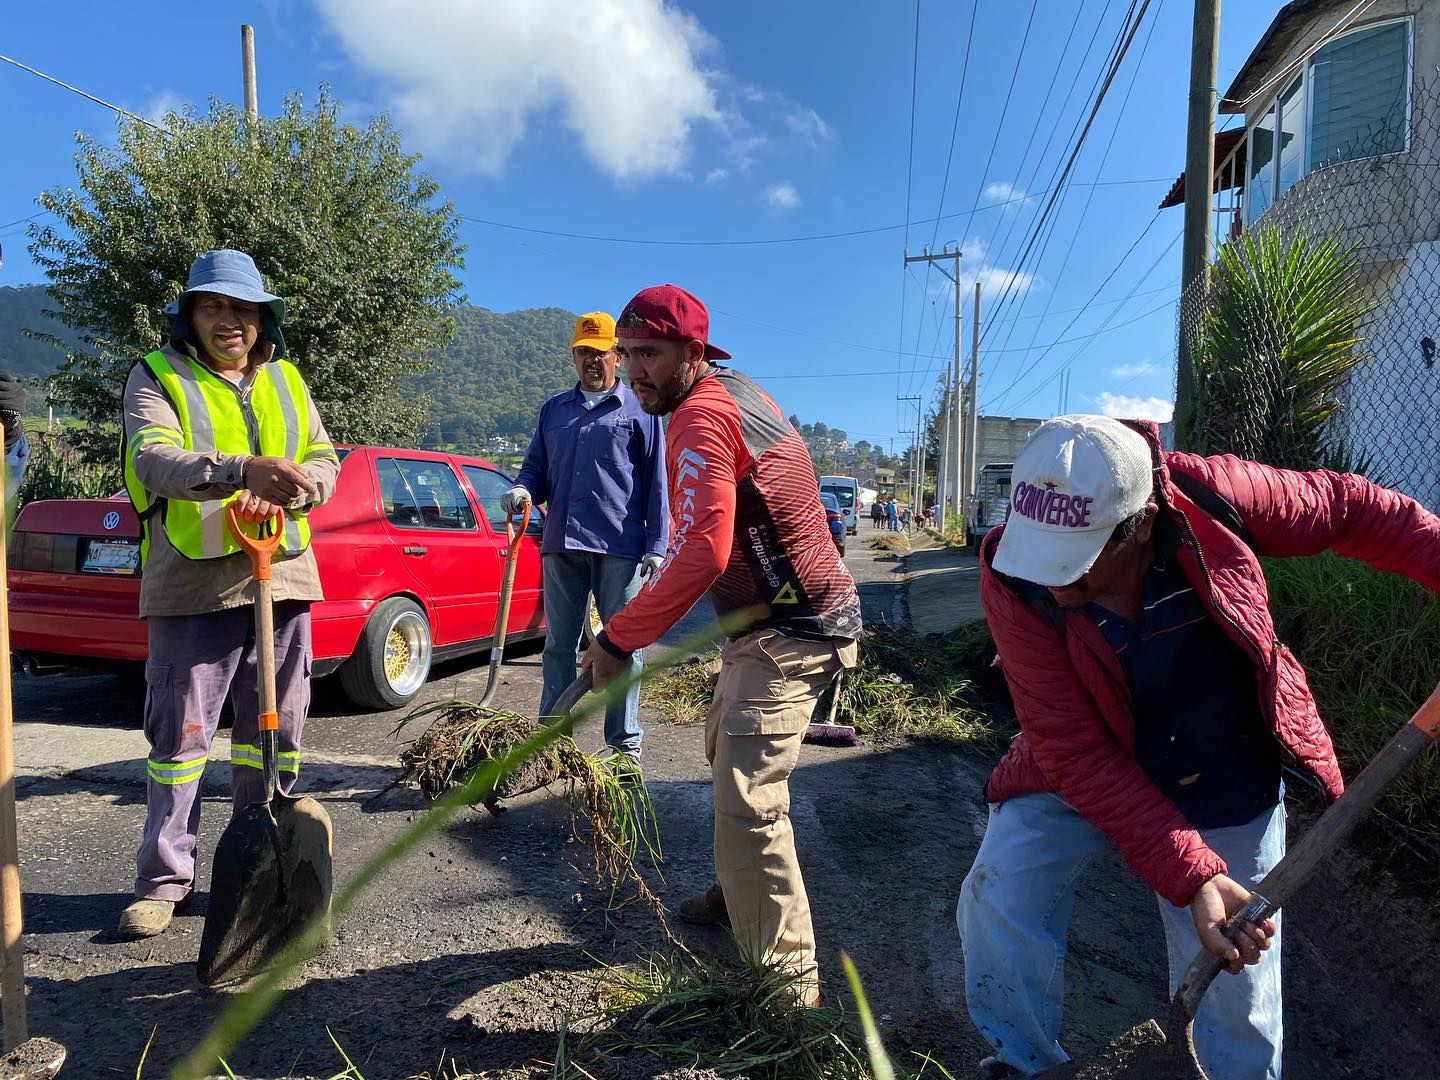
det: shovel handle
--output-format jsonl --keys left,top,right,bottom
{"left": 1174, "top": 681, "right": 1440, "bottom": 1021}
{"left": 225, "top": 503, "right": 284, "bottom": 581}
{"left": 506, "top": 503, "right": 532, "bottom": 551}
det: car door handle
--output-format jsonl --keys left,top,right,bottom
{"left": 402, "top": 545, "right": 428, "bottom": 556}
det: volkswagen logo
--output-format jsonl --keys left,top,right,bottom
{"left": 102, "top": 511, "right": 121, "bottom": 531}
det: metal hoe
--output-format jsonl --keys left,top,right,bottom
{"left": 197, "top": 505, "right": 334, "bottom": 987}
{"left": 1038, "top": 680, "right": 1440, "bottom": 1079}
{"left": 477, "top": 504, "right": 531, "bottom": 708}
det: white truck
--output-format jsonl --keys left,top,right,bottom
{"left": 966, "top": 463, "right": 1013, "bottom": 549}
{"left": 818, "top": 475, "right": 860, "bottom": 535}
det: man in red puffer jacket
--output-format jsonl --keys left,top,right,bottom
{"left": 959, "top": 415, "right": 1440, "bottom": 1080}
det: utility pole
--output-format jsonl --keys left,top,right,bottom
{"left": 937, "top": 376, "right": 951, "bottom": 526}
{"left": 241, "top": 24, "right": 259, "bottom": 144}
{"left": 904, "top": 244, "right": 963, "bottom": 526}
{"left": 897, "top": 395, "right": 921, "bottom": 514}
{"left": 1176, "top": 0, "right": 1220, "bottom": 450}
{"left": 965, "top": 283, "right": 982, "bottom": 508}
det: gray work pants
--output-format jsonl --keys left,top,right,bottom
{"left": 135, "top": 602, "right": 311, "bottom": 902}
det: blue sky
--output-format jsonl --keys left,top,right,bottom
{"left": 0, "top": 1, "right": 1281, "bottom": 451}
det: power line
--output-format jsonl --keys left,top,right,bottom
{"left": 0, "top": 52, "right": 167, "bottom": 133}
{"left": 982, "top": 0, "right": 1162, "bottom": 375}
{"left": 981, "top": 0, "right": 1154, "bottom": 335}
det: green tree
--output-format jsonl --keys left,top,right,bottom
{"left": 28, "top": 87, "right": 463, "bottom": 457}
{"left": 1190, "top": 226, "right": 1373, "bottom": 472}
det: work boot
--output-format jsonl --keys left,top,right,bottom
{"left": 117, "top": 897, "right": 176, "bottom": 940}
{"left": 678, "top": 882, "right": 729, "bottom": 926}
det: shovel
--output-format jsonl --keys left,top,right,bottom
{"left": 1038, "top": 680, "right": 1440, "bottom": 1080}
{"left": 197, "top": 505, "right": 334, "bottom": 987}
{"left": 477, "top": 504, "right": 532, "bottom": 708}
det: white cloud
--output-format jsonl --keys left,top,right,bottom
{"left": 1094, "top": 392, "right": 1174, "bottom": 422}
{"left": 706, "top": 168, "right": 729, "bottom": 185}
{"left": 314, "top": 0, "right": 722, "bottom": 178}
{"left": 764, "top": 182, "right": 800, "bottom": 211}
{"left": 982, "top": 181, "right": 1032, "bottom": 209}
{"left": 1105, "top": 360, "right": 1165, "bottom": 379}
{"left": 144, "top": 91, "right": 187, "bottom": 126}
{"left": 975, "top": 265, "right": 1038, "bottom": 297}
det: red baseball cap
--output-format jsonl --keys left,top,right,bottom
{"left": 616, "top": 284, "right": 731, "bottom": 360}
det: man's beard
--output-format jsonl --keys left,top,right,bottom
{"left": 635, "top": 365, "right": 695, "bottom": 415}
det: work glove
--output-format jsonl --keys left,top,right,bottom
{"left": 499, "top": 486, "right": 531, "bottom": 516}
{"left": 639, "top": 554, "right": 665, "bottom": 580}
{"left": 0, "top": 370, "right": 25, "bottom": 449}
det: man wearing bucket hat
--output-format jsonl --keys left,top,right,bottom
{"left": 500, "top": 311, "right": 667, "bottom": 757}
{"left": 580, "top": 285, "right": 862, "bottom": 1005}
{"left": 117, "top": 249, "right": 340, "bottom": 940}
{"left": 959, "top": 414, "right": 1440, "bottom": 1078}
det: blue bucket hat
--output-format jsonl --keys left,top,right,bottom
{"left": 165, "top": 249, "right": 288, "bottom": 359}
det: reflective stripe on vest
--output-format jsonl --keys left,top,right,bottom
{"left": 123, "top": 348, "right": 313, "bottom": 563}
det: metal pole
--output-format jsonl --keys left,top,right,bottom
{"left": 967, "top": 282, "right": 981, "bottom": 497}
{"left": 916, "top": 397, "right": 927, "bottom": 520}
{"left": 952, "top": 262, "right": 964, "bottom": 530}
{"left": 1175, "top": 0, "right": 1220, "bottom": 450}
{"left": 937, "top": 379, "right": 951, "bottom": 527}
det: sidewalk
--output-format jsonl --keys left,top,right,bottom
{"left": 903, "top": 535, "right": 983, "bottom": 634}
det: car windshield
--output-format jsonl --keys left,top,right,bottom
{"left": 819, "top": 493, "right": 839, "bottom": 511}
{"left": 822, "top": 486, "right": 855, "bottom": 508}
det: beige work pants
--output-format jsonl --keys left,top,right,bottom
{"left": 704, "top": 629, "right": 857, "bottom": 1004}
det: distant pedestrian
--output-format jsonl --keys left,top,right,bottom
{"left": 870, "top": 501, "right": 883, "bottom": 527}
{"left": 503, "top": 311, "right": 668, "bottom": 759}
{"left": 887, "top": 498, "right": 898, "bottom": 531}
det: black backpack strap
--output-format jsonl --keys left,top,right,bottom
{"left": 1169, "top": 469, "right": 1253, "bottom": 548}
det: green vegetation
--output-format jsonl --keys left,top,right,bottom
{"left": 16, "top": 427, "right": 122, "bottom": 505}
{"left": 29, "top": 87, "right": 463, "bottom": 459}
{"left": 1265, "top": 553, "right": 1440, "bottom": 843}
{"left": 1189, "top": 227, "right": 1372, "bottom": 468}
{"left": 642, "top": 625, "right": 1004, "bottom": 750}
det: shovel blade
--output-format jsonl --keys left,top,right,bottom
{"left": 197, "top": 792, "right": 333, "bottom": 987}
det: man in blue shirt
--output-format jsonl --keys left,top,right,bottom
{"left": 501, "top": 312, "right": 667, "bottom": 757}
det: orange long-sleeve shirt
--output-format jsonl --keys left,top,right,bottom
{"left": 602, "top": 366, "right": 861, "bottom": 654}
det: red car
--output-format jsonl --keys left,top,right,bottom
{"left": 6, "top": 446, "right": 546, "bottom": 710}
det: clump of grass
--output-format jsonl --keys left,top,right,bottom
{"left": 640, "top": 654, "right": 719, "bottom": 727}
{"left": 1264, "top": 552, "right": 1440, "bottom": 844}
{"left": 866, "top": 531, "right": 911, "bottom": 555}
{"left": 643, "top": 626, "right": 1005, "bottom": 750}
{"left": 394, "top": 701, "right": 671, "bottom": 932}
{"left": 569, "top": 952, "right": 870, "bottom": 1080}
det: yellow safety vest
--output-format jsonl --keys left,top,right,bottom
{"left": 123, "top": 347, "right": 326, "bottom": 564}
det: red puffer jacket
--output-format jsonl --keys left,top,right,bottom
{"left": 981, "top": 421, "right": 1440, "bottom": 908}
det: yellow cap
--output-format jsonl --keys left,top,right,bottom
{"left": 570, "top": 311, "right": 617, "bottom": 351}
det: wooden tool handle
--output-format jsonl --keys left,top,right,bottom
{"left": 0, "top": 469, "right": 28, "bottom": 1048}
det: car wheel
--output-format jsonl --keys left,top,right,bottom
{"left": 338, "top": 596, "right": 434, "bottom": 711}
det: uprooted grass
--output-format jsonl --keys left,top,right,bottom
{"left": 566, "top": 952, "right": 870, "bottom": 1080}
{"left": 642, "top": 624, "right": 1006, "bottom": 750}
{"left": 394, "top": 702, "right": 670, "bottom": 932}
{"left": 865, "top": 531, "right": 911, "bottom": 555}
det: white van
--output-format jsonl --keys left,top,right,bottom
{"left": 967, "top": 463, "right": 1013, "bottom": 548}
{"left": 818, "top": 475, "right": 860, "bottom": 535}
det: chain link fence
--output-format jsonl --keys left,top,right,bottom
{"left": 1179, "top": 79, "right": 1440, "bottom": 512}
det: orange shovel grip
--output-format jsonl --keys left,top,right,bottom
{"left": 1412, "top": 682, "right": 1440, "bottom": 740}
{"left": 224, "top": 503, "right": 284, "bottom": 580}
{"left": 506, "top": 502, "right": 532, "bottom": 551}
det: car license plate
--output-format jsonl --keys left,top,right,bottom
{"left": 82, "top": 539, "right": 140, "bottom": 575}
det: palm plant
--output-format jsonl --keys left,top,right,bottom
{"left": 1190, "top": 226, "right": 1374, "bottom": 471}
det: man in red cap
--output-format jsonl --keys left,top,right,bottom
{"left": 581, "top": 284, "right": 861, "bottom": 1004}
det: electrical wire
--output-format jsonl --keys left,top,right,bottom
{"left": 0, "top": 52, "right": 167, "bottom": 133}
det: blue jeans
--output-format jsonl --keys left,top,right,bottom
{"left": 539, "top": 552, "right": 644, "bottom": 753}
{"left": 958, "top": 793, "right": 1285, "bottom": 1079}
